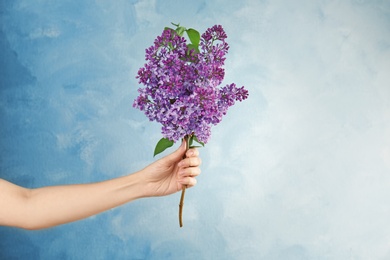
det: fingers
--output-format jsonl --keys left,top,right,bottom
{"left": 178, "top": 155, "right": 201, "bottom": 168}
{"left": 177, "top": 160, "right": 201, "bottom": 187}
{"left": 177, "top": 148, "right": 201, "bottom": 188}
{"left": 164, "top": 144, "right": 198, "bottom": 165}
{"left": 178, "top": 176, "right": 197, "bottom": 188}
{"left": 178, "top": 166, "right": 201, "bottom": 178}
{"left": 185, "top": 148, "right": 199, "bottom": 158}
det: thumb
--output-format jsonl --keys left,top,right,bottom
{"left": 164, "top": 140, "right": 186, "bottom": 162}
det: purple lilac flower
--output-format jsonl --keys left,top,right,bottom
{"left": 133, "top": 25, "right": 249, "bottom": 143}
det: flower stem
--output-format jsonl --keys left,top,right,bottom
{"left": 179, "top": 134, "right": 191, "bottom": 227}
{"left": 179, "top": 186, "right": 186, "bottom": 227}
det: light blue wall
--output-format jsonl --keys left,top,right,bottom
{"left": 1, "top": 0, "right": 390, "bottom": 259}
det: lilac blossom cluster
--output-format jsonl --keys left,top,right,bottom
{"left": 133, "top": 25, "right": 248, "bottom": 143}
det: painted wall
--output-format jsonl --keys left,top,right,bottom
{"left": 1, "top": 0, "right": 390, "bottom": 259}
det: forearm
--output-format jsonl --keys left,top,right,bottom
{"left": 16, "top": 173, "right": 145, "bottom": 230}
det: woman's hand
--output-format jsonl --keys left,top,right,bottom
{"left": 137, "top": 141, "right": 202, "bottom": 197}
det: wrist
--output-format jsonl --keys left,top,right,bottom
{"left": 125, "top": 170, "right": 149, "bottom": 199}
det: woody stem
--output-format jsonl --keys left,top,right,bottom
{"left": 179, "top": 134, "right": 191, "bottom": 228}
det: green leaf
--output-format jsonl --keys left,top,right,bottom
{"left": 192, "top": 135, "right": 205, "bottom": 147}
{"left": 188, "top": 135, "right": 194, "bottom": 147}
{"left": 171, "top": 22, "right": 180, "bottom": 27}
{"left": 154, "top": 138, "right": 174, "bottom": 157}
{"left": 176, "top": 26, "right": 186, "bottom": 36}
{"left": 186, "top": 28, "right": 200, "bottom": 46}
{"left": 193, "top": 135, "right": 205, "bottom": 147}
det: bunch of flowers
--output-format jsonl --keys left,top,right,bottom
{"left": 133, "top": 23, "right": 248, "bottom": 227}
{"left": 133, "top": 23, "right": 248, "bottom": 155}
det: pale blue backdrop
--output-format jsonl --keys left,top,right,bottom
{"left": 1, "top": 0, "right": 390, "bottom": 259}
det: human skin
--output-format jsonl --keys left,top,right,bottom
{"left": 0, "top": 141, "right": 201, "bottom": 230}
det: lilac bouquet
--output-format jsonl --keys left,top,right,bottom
{"left": 133, "top": 23, "right": 248, "bottom": 226}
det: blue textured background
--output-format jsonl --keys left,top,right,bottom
{"left": 1, "top": 0, "right": 390, "bottom": 259}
